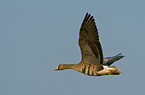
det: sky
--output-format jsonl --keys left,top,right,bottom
{"left": 0, "top": 0, "right": 145, "bottom": 95}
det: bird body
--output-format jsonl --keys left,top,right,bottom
{"left": 54, "top": 13, "right": 124, "bottom": 77}
{"left": 55, "top": 62, "right": 121, "bottom": 76}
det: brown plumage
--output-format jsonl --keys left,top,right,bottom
{"left": 54, "top": 13, "right": 123, "bottom": 76}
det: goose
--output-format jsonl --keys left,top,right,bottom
{"left": 54, "top": 13, "right": 124, "bottom": 76}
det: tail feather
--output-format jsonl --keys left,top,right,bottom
{"left": 108, "top": 66, "right": 122, "bottom": 75}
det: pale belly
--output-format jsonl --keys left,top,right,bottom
{"left": 97, "top": 65, "right": 120, "bottom": 76}
{"left": 97, "top": 68, "right": 110, "bottom": 76}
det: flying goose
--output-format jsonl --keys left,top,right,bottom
{"left": 54, "top": 13, "right": 124, "bottom": 76}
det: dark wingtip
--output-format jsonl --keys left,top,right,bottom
{"left": 117, "top": 53, "right": 122, "bottom": 55}
{"left": 83, "top": 12, "right": 92, "bottom": 24}
{"left": 120, "top": 56, "right": 125, "bottom": 58}
{"left": 117, "top": 53, "right": 125, "bottom": 57}
{"left": 85, "top": 12, "right": 89, "bottom": 17}
{"left": 85, "top": 13, "right": 95, "bottom": 22}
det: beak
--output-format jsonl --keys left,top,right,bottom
{"left": 54, "top": 67, "right": 58, "bottom": 71}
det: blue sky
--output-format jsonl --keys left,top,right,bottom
{"left": 0, "top": 0, "right": 145, "bottom": 95}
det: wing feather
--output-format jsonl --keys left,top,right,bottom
{"left": 79, "top": 13, "right": 103, "bottom": 64}
{"left": 104, "top": 53, "right": 125, "bottom": 66}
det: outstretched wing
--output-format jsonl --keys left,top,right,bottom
{"left": 104, "top": 53, "right": 125, "bottom": 66}
{"left": 79, "top": 13, "right": 103, "bottom": 65}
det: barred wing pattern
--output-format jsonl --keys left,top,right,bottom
{"left": 79, "top": 13, "right": 103, "bottom": 65}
